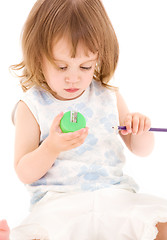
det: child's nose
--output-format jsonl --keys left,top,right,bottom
{"left": 65, "top": 75, "right": 80, "bottom": 83}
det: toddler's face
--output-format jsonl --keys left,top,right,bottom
{"left": 42, "top": 38, "right": 98, "bottom": 100}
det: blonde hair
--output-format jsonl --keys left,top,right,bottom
{"left": 11, "top": 0, "right": 119, "bottom": 93}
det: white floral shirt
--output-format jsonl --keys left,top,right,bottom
{"left": 21, "top": 80, "right": 139, "bottom": 205}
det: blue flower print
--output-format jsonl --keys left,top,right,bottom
{"left": 67, "top": 102, "right": 93, "bottom": 121}
{"left": 77, "top": 164, "right": 108, "bottom": 181}
{"left": 100, "top": 114, "right": 117, "bottom": 133}
{"left": 94, "top": 82, "right": 105, "bottom": 96}
{"left": 109, "top": 178, "right": 121, "bottom": 185}
{"left": 30, "top": 176, "right": 47, "bottom": 186}
{"left": 33, "top": 90, "right": 54, "bottom": 105}
{"left": 80, "top": 182, "right": 98, "bottom": 191}
{"left": 104, "top": 150, "right": 122, "bottom": 166}
{"left": 75, "top": 133, "right": 98, "bottom": 155}
{"left": 31, "top": 190, "right": 48, "bottom": 205}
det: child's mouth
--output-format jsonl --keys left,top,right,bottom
{"left": 65, "top": 88, "right": 79, "bottom": 93}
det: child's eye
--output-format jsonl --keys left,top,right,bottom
{"left": 59, "top": 66, "right": 67, "bottom": 71}
{"left": 80, "top": 66, "right": 92, "bottom": 70}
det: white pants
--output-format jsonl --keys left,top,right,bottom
{"left": 10, "top": 188, "right": 167, "bottom": 240}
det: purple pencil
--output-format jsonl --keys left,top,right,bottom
{"left": 113, "top": 126, "right": 167, "bottom": 132}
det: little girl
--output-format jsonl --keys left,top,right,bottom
{"left": 6, "top": 0, "right": 167, "bottom": 239}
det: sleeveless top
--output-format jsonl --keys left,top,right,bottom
{"left": 20, "top": 80, "right": 139, "bottom": 205}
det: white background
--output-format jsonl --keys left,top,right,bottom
{"left": 0, "top": 0, "right": 167, "bottom": 229}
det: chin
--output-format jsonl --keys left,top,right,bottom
{"left": 65, "top": 90, "right": 84, "bottom": 100}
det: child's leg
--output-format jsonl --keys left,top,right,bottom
{"left": 0, "top": 220, "right": 10, "bottom": 240}
{"left": 156, "top": 222, "right": 167, "bottom": 240}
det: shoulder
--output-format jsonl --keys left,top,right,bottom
{"left": 14, "top": 100, "right": 39, "bottom": 128}
{"left": 12, "top": 86, "right": 44, "bottom": 125}
{"left": 115, "top": 91, "right": 130, "bottom": 117}
{"left": 115, "top": 90, "right": 123, "bottom": 103}
{"left": 22, "top": 86, "right": 55, "bottom": 106}
{"left": 21, "top": 86, "right": 45, "bottom": 101}
{"left": 92, "top": 80, "right": 116, "bottom": 97}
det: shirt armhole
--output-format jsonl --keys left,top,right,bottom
{"left": 12, "top": 96, "right": 39, "bottom": 126}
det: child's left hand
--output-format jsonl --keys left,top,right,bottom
{"left": 121, "top": 112, "right": 151, "bottom": 136}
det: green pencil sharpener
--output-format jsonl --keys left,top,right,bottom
{"left": 60, "top": 111, "right": 86, "bottom": 133}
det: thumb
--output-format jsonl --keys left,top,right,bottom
{"left": 50, "top": 112, "right": 64, "bottom": 132}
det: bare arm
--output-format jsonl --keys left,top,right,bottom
{"left": 116, "top": 91, "right": 155, "bottom": 157}
{"left": 14, "top": 101, "right": 88, "bottom": 184}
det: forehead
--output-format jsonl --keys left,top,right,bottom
{"left": 52, "top": 38, "right": 98, "bottom": 61}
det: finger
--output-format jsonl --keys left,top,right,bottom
{"left": 120, "top": 130, "right": 129, "bottom": 135}
{"left": 124, "top": 113, "right": 132, "bottom": 133}
{"left": 61, "top": 127, "right": 88, "bottom": 141}
{"left": 72, "top": 132, "right": 88, "bottom": 147}
{"left": 70, "top": 128, "right": 89, "bottom": 143}
{"left": 137, "top": 117, "right": 145, "bottom": 135}
{"left": 71, "top": 131, "right": 88, "bottom": 147}
{"left": 63, "top": 129, "right": 89, "bottom": 150}
{"left": 132, "top": 115, "right": 139, "bottom": 134}
{"left": 50, "top": 112, "right": 64, "bottom": 132}
{"left": 144, "top": 118, "right": 151, "bottom": 132}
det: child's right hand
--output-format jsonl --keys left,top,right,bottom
{"left": 46, "top": 112, "right": 89, "bottom": 154}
